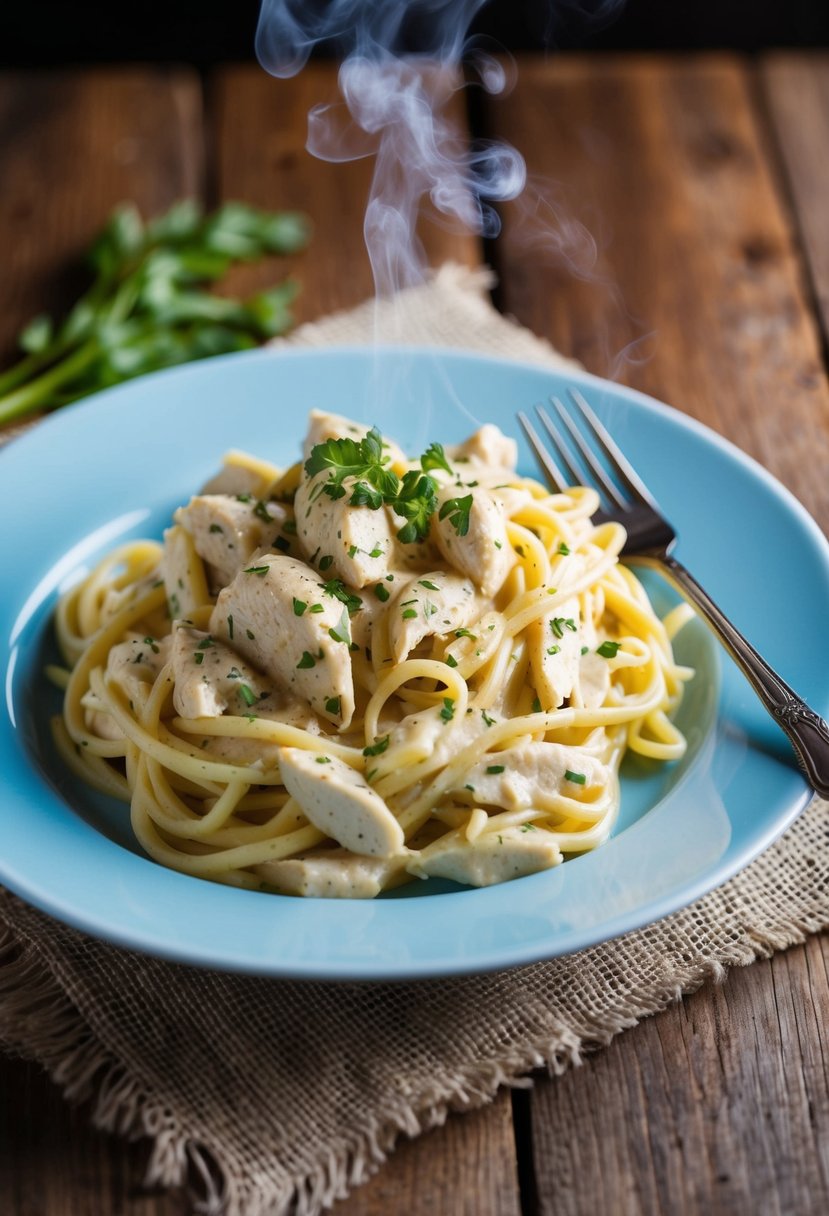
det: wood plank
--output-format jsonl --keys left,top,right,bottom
{"left": 210, "top": 63, "right": 480, "bottom": 323}
{"left": 526, "top": 937, "right": 829, "bottom": 1216}
{"left": 0, "top": 68, "right": 203, "bottom": 370}
{"left": 761, "top": 53, "right": 829, "bottom": 349}
{"left": 0, "top": 1053, "right": 187, "bottom": 1215}
{"left": 0, "top": 65, "right": 203, "bottom": 1214}
{"left": 485, "top": 55, "right": 829, "bottom": 531}
{"left": 336, "top": 1090, "right": 521, "bottom": 1216}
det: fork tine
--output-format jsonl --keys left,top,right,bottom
{"left": 530, "top": 406, "right": 583, "bottom": 487}
{"left": 567, "top": 388, "right": 659, "bottom": 508}
{"left": 517, "top": 411, "right": 569, "bottom": 493}
{"left": 545, "top": 399, "right": 627, "bottom": 510}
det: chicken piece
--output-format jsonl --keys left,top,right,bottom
{"left": 387, "top": 701, "right": 491, "bottom": 767}
{"left": 278, "top": 749, "right": 405, "bottom": 857}
{"left": 209, "top": 555, "right": 356, "bottom": 728}
{"left": 255, "top": 849, "right": 406, "bottom": 898}
{"left": 387, "top": 571, "right": 480, "bottom": 663}
{"left": 162, "top": 525, "right": 211, "bottom": 618}
{"left": 528, "top": 595, "right": 582, "bottom": 710}
{"left": 170, "top": 625, "right": 272, "bottom": 719}
{"left": 412, "top": 825, "right": 562, "bottom": 886}
{"left": 102, "top": 632, "right": 171, "bottom": 710}
{"left": 175, "top": 494, "right": 289, "bottom": 588}
{"left": 451, "top": 742, "right": 607, "bottom": 811}
{"left": 432, "top": 486, "right": 513, "bottom": 598}
{"left": 302, "top": 410, "right": 406, "bottom": 468}
{"left": 200, "top": 450, "right": 281, "bottom": 499}
{"left": 447, "top": 424, "right": 518, "bottom": 474}
{"left": 575, "top": 649, "right": 611, "bottom": 710}
{"left": 294, "top": 470, "right": 398, "bottom": 588}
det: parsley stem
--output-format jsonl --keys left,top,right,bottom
{"left": 0, "top": 340, "right": 100, "bottom": 426}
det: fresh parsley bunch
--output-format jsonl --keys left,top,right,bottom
{"left": 304, "top": 426, "right": 470, "bottom": 543}
{"left": 0, "top": 200, "right": 310, "bottom": 426}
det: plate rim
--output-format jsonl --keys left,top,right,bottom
{"left": 0, "top": 343, "right": 824, "bottom": 979}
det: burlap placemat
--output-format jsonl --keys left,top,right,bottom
{"left": 2, "top": 265, "right": 828, "bottom": 1216}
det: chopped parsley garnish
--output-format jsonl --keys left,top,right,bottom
{"left": 209, "top": 523, "right": 223, "bottom": 534}
{"left": 143, "top": 636, "right": 159, "bottom": 654}
{"left": 297, "top": 651, "right": 316, "bottom": 669}
{"left": 324, "top": 696, "right": 341, "bottom": 716}
{"left": 521, "top": 823, "right": 538, "bottom": 832}
{"left": 550, "top": 617, "right": 577, "bottom": 639}
{"left": 369, "top": 546, "right": 383, "bottom": 559}
{"left": 481, "top": 710, "right": 496, "bottom": 727}
{"left": 532, "top": 696, "right": 542, "bottom": 713}
{"left": 402, "top": 608, "right": 417, "bottom": 620}
{"left": 227, "top": 614, "right": 234, "bottom": 640}
{"left": 419, "top": 579, "right": 440, "bottom": 591}
{"left": 420, "top": 441, "right": 452, "bottom": 475}
{"left": 547, "top": 644, "right": 561, "bottom": 656}
{"left": 565, "top": 769, "right": 586, "bottom": 785}
{"left": 238, "top": 683, "right": 257, "bottom": 707}
{"left": 374, "top": 583, "right": 390, "bottom": 602}
{"left": 486, "top": 764, "right": 505, "bottom": 774}
{"left": 305, "top": 426, "right": 398, "bottom": 501}
{"left": 293, "top": 598, "right": 307, "bottom": 616}
{"left": 196, "top": 636, "right": 214, "bottom": 649}
{"left": 244, "top": 565, "right": 269, "bottom": 576}
{"left": 315, "top": 755, "right": 331, "bottom": 764}
{"left": 597, "top": 640, "right": 621, "bottom": 658}
{"left": 557, "top": 542, "right": 571, "bottom": 555}
{"left": 246, "top": 628, "right": 255, "bottom": 639}
{"left": 235, "top": 493, "right": 252, "bottom": 503}
{"left": 424, "top": 601, "right": 437, "bottom": 618}
{"left": 446, "top": 654, "right": 458, "bottom": 668}
{"left": 318, "top": 554, "right": 334, "bottom": 571}
{"left": 455, "top": 627, "right": 477, "bottom": 641}
{"left": 253, "top": 499, "right": 273, "bottom": 523}
{"left": 494, "top": 540, "right": 502, "bottom": 549}
{"left": 347, "top": 544, "right": 359, "bottom": 558}
{"left": 227, "top": 666, "right": 242, "bottom": 679}
{"left": 363, "top": 735, "right": 390, "bottom": 757}
{"left": 309, "top": 603, "right": 324, "bottom": 614}
{"left": 438, "top": 493, "right": 472, "bottom": 537}
{"left": 440, "top": 697, "right": 455, "bottom": 723}
{"left": 328, "top": 607, "right": 351, "bottom": 645}
{"left": 320, "top": 579, "right": 362, "bottom": 614}
{"left": 194, "top": 652, "right": 204, "bottom": 666}
{"left": 394, "top": 470, "right": 439, "bottom": 543}
{"left": 581, "top": 645, "right": 589, "bottom": 655}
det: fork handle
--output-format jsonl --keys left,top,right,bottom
{"left": 654, "top": 554, "right": 829, "bottom": 798}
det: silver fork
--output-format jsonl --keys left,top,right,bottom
{"left": 518, "top": 389, "right": 829, "bottom": 798}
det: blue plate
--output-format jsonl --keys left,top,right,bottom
{"left": 1, "top": 346, "right": 827, "bottom": 979}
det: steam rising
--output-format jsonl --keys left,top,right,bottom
{"left": 256, "top": 1, "right": 526, "bottom": 296}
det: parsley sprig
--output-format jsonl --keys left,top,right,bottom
{"left": 0, "top": 200, "right": 309, "bottom": 426}
{"left": 304, "top": 429, "right": 461, "bottom": 544}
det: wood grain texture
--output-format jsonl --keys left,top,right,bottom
{"left": 210, "top": 63, "right": 479, "bottom": 323}
{"left": 486, "top": 55, "right": 829, "bottom": 530}
{"left": 525, "top": 936, "right": 829, "bottom": 1216}
{"left": 336, "top": 1090, "right": 521, "bottom": 1216}
{"left": 0, "top": 69, "right": 203, "bottom": 369}
{"left": 0, "top": 1054, "right": 187, "bottom": 1216}
{"left": 761, "top": 53, "right": 829, "bottom": 349}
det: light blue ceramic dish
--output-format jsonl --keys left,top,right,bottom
{"left": 2, "top": 346, "right": 827, "bottom": 979}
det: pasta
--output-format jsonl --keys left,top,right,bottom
{"left": 51, "top": 411, "right": 694, "bottom": 898}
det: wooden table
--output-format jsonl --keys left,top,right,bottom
{"left": 2, "top": 53, "right": 829, "bottom": 1215}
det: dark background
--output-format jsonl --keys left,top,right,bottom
{"left": 1, "top": 0, "right": 828, "bottom": 66}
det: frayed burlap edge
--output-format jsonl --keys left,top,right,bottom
{"left": 3, "top": 874, "right": 828, "bottom": 1216}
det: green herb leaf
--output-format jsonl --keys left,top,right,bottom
{"left": 363, "top": 735, "right": 390, "bottom": 757}
{"left": 324, "top": 696, "right": 341, "bottom": 716}
{"left": 486, "top": 764, "right": 505, "bottom": 775}
{"left": 238, "top": 683, "right": 257, "bottom": 707}
{"left": 296, "top": 651, "right": 316, "bottom": 669}
{"left": 597, "top": 640, "right": 621, "bottom": 658}
{"left": 421, "top": 442, "right": 452, "bottom": 475}
{"left": 438, "top": 494, "right": 473, "bottom": 537}
{"left": 292, "top": 598, "right": 307, "bottom": 616}
{"left": 564, "top": 770, "right": 586, "bottom": 785}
